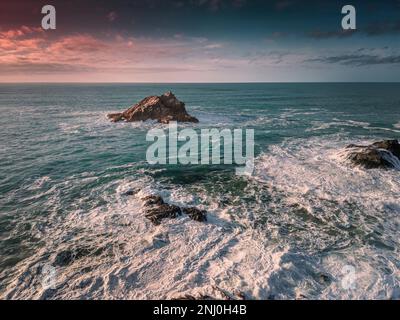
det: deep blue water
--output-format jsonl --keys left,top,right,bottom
{"left": 0, "top": 83, "right": 399, "bottom": 299}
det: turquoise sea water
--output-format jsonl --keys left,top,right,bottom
{"left": 0, "top": 83, "right": 399, "bottom": 299}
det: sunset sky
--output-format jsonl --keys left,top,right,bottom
{"left": 1, "top": 0, "right": 400, "bottom": 82}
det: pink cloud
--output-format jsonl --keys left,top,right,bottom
{"left": 0, "top": 25, "right": 267, "bottom": 81}
{"left": 48, "top": 35, "right": 110, "bottom": 54}
{"left": 0, "top": 25, "right": 43, "bottom": 39}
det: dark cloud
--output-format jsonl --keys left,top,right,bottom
{"left": 307, "top": 53, "right": 400, "bottom": 66}
{"left": 2, "top": 0, "right": 399, "bottom": 42}
{"left": 309, "top": 21, "right": 400, "bottom": 39}
{"left": 308, "top": 29, "right": 357, "bottom": 39}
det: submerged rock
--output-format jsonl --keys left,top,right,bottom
{"left": 316, "top": 273, "right": 332, "bottom": 285}
{"left": 123, "top": 190, "right": 136, "bottom": 196}
{"left": 54, "top": 250, "right": 76, "bottom": 267}
{"left": 141, "top": 194, "right": 207, "bottom": 225}
{"left": 346, "top": 139, "right": 400, "bottom": 169}
{"left": 182, "top": 207, "right": 207, "bottom": 222}
{"left": 107, "top": 91, "right": 198, "bottom": 124}
{"left": 53, "top": 248, "right": 92, "bottom": 267}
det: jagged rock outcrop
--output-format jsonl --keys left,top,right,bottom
{"left": 345, "top": 139, "right": 400, "bottom": 169}
{"left": 145, "top": 203, "right": 182, "bottom": 225}
{"left": 139, "top": 194, "right": 207, "bottom": 225}
{"left": 107, "top": 91, "right": 198, "bottom": 124}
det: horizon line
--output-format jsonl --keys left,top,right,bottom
{"left": 1, "top": 81, "right": 400, "bottom": 84}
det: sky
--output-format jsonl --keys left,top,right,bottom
{"left": 1, "top": 0, "right": 400, "bottom": 82}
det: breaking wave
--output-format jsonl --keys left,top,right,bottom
{"left": 2, "top": 135, "right": 399, "bottom": 300}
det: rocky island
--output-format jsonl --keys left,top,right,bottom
{"left": 107, "top": 91, "right": 199, "bottom": 124}
{"left": 345, "top": 139, "right": 400, "bottom": 169}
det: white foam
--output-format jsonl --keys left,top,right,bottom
{"left": 254, "top": 136, "right": 400, "bottom": 210}
{"left": 250, "top": 135, "right": 400, "bottom": 299}
{"left": 58, "top": 111, "right": 115, "bottom": 134}
{"left": 1, "top": 175, "right": 287, "bottom": 299}
{"left": 2, "top": 135, "right": 399, "bottom": 300}
{"left": 306, "top": 119, "right": 371, "bottom": 132}
{"left": 27, "top": 176, "right": 51, "bottom": 190}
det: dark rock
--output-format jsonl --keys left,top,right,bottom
{"left": 123, "top": 190, "right": 135, "bottom": 196}
{"left": 182, "top": 207, "right": 207, "bottom": 222}
{"left": 144, "top": 204, "right": 181, "bottom": 225}
{"left": 346, "top": 139, "right": 400, "bottom": 169}
{"left": 107, "top": 91, "right": 198, "bottom": 124}
{"left": 372, "top": 140, "right": 400, "bottom": 158}
{"left": 141, "top": 195, "right": 165, "bottom": 206}
{"left": 347, "top": 148, "right": 391, "bottom": 169}
{"left": 317, "top": 273, "right": 331, "bottom": 285}
{"left": 54, "top": 250, "right": 75, "bottom": 266}
{"left": 53, "top": 247, "right": 105, "bottom": 267}
{"left": 78, "top": 278, "right": 93, "bottom": 289}
{"left": 53, "top": 248, "right": 90, "bottom": 267}
{"left": 141, "top": 194, "right": 207, "bottom": 225}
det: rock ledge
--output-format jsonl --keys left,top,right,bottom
{"left": 346, "top": 139, "right": 400, "bottom": 169}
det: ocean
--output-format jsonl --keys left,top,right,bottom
{"left": 0, "top": 83, "right": 399, "bottom": 299}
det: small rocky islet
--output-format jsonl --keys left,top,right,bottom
{"left": 107, "top": 91, "right": 198, "bottom": 124}
{"left": 142, "top": 194, "right": 207, "bottom": 225}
